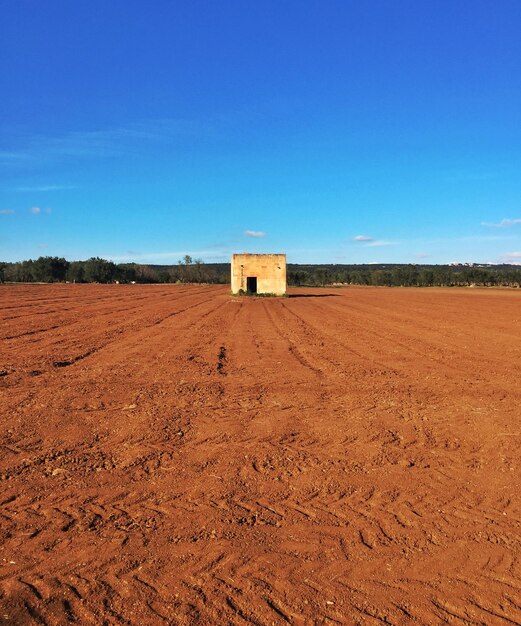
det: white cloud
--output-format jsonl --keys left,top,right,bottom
{"left": 353, "top": 235, "right": 373, "bottom": 242}
{"left": 481, "top": 218, "right": 521, "bottom": 228}
{"left": 244, "top": 230, "right": 266, "bottom": 238}
{"left": 0, "top": 209, "right": 15, "bottom": 215}
{"left": 416, "top": 252, "right": 431, "bottom": 259}
{"left": 30, "top": 206, "right": 41, "bottom": 214}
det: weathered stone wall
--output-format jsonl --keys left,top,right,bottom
{"left": 231, "top": 254, "right": 286, "bottom": 295}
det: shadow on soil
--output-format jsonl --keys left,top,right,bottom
{"left": 287, "top": 294, "right": 340, "bottom": 298}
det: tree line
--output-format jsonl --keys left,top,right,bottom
{"left": 0, "top": 255, "right": 223, "bottom": 284}
{"left": 287, "top": 263, "right": 521, "bottom": 288}
{"left": 1, "top": 256, "right": 521, "bottom": 288}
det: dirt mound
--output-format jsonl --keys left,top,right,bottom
{"left": 1, "top": 284, "right": 521, "bottom": 624}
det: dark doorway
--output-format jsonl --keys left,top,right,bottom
{"left": 246, "top": 276, "right": 257, "bottom": 293}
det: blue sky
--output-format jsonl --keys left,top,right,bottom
{"left": 1, "top": 0, "right": 520, "bottom": 264}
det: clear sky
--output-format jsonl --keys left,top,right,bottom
{"left": 1, "top": 0, "right": 520, "bottom": 265}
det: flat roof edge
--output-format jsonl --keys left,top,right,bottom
{"left": 231, "top": 253, "right": 286, "bottom": 257}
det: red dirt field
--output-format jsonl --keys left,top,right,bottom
{"left": 1, "top": 284, "right": 521, "bottom": 625}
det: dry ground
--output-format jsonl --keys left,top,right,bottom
{"left": 1, "top": 284, "right": 521, "bottom": 625}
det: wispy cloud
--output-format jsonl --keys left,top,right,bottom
{"left": 2, "top": 118, "right": 214, "bottom": 163}
{"left": 29, "top": 206, "right": 52, "bottom": 215}
{"left": 0, "top": 151, "right": 30, "bottom": 162}
{"left": 0, "top": 209, "right": 15, "bottom": 215}
{"left": 108, "top": 251, "right": 190, "bottom": 262}
{"left": 107, "top": 248, "right": 230, "bottom": 262}
{"left": 365, "top": 240, "right": 396, "bottom": 247}
{"left": 422, "top": 234, "right": 516, "bottom": 245}
{"left": 499, "top": 251, "right": 521, "bottom": 263}
{"left": 14, "top": 184, "right": 76, "bottom": 192}
{"left": 415, "top": 252, "right": 432, "bottom": 259}
{"left": 481, "top": 218, "right": 521, "bottom": 228}
{"left": 352, "top": 234, "right": 396, "bottom": 247}
{"left": 244, "top": 230, "right": 266, "bottom": 238}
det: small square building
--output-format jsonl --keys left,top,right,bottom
{"left": 231, "top": 253, "right": 286, "bottom": 295}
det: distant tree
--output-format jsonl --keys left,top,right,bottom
{"left": 83, "top": 257, "right": 118, "bottom": 283}
{"left": 135, "top": 264, "right": 159, "bottom": 283}
{"left": 66, "top": 261, "right": 86, "bottom": 283}
{"left": 175, "top": 255, "right": 207, "bottom": 282}
{"left": 419, "top": 269, "right": 434, "bottom": 286}
{"left": 157, "top": 269, "right": 170, "bottom": 283}
{"left": 32, "top": 256, "right": 69, "bottom": 282}
{"left": 118, "top": 263, "right": 138, "bottom": 283}
{"left": 168, "top": 265, "right": 182, "bottom": 283}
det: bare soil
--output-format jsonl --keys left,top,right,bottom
{"left": 1, "top": 284, "right": 521, "bottom": 625}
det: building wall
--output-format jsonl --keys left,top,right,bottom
{"left": 231, "top": 254, "right": 286, "bottom": 295}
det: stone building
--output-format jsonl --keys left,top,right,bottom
{"left": 231, "top": 254, "right": 286, "bottom": 295}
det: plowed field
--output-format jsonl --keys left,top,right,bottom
{"left": 1, "top": 284, "right": 521, "bottom": 625}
